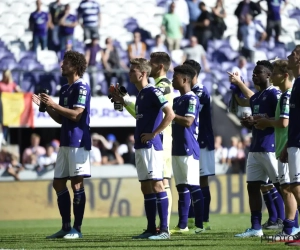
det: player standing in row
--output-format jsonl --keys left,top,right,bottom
{"left": 170, "top": 64, "right": 204, "bottom": 234}
{"left": 32, "top": 51, "right": 91, "bottom": 239}
{"left": 229, "top": 60, "right": 283, "bottom": 237}
{"left": 125, "top": 58, "right": 175, "bottom": 239}
{"left": 112, "top": 52, "right": 174, "bottom": 228}
{"left": 255, "top": 59, "right": 300, "bottom": 239}
{"left": 183, "top": 60, "right": 215, "bottom": 230}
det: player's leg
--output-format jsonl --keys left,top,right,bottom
{"left": 63, "top": 147, "right": 91, "bottom": 239}
{"left": 261, "top": 183, "right": 278, "bottom": 229}
{"left": 235, "top": 152, "right": 265, "bottom": 237}
{"left": 46, "top": 147, "right": 71, "bottom": 239}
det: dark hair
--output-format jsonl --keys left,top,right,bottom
{"left": 183, "top": 59, "right": 202, "bottom": 76}
{"left": 273, "top": 59, "right": 294, "bottom": 81}
{"left": 150, "top": 52, "right": 171, "bottom": 71}
{"left": 63, "top": 51, "right": 87, "bottom": 77}
{"left": 256, "top": 60, "right": 273, "bottom": 74}
{"left": 173, "top": 64, "right": 196, "bottom": 83}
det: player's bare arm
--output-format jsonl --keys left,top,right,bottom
{"left": 174, "top": 114, "right": 195, "bottom": 127}
{"left": 255, "top": 117, "right": 288, "bottom": 130}
{"left": 140, "top": 104, "right": 175, "bottom": 143}
{"left": 40, "top": 93, "right": 84, "bottom": 122}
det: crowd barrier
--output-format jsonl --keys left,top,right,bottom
{"left": 0, "top": 165, "right": 263, "bottom": 220}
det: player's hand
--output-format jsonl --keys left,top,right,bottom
{"left": 110, "top": 92, "right": 125, "bottom": 105}
{"left": 32, "top": 94, "right": 41, "bottom": 106}
{"left": 279, "top": 146, "right": 288, "bottom": 163}
{"left": 140, "top": 133, "right": 155, "bottom": 144}
{"left": 240, "top": 116, "right": 254, "bottom": 129}
{"left": 40, "top": 93, "right": 55, "bottom": 108}
{"left": 227, "top": 71, "right": 241, "bottom": 85}
{"left": 254, "top": 117, "right": 269, "bottom": 130}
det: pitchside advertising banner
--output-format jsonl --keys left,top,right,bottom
{"left": 0, "top": 174, "right": 266, "bottom": 221}
{"left": 32, "top": 97, "right": 136, "bottom": 128}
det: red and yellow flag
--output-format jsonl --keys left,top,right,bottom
{"left": 0, "top": 93, "right": 34, "bottom": 127}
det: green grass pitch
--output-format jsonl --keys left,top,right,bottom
{"left": 0, "top": 214, "right": 294, "bottom": 250}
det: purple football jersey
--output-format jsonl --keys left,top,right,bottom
{"left": 29, "top": 11, "right": 49, "bottom": 36}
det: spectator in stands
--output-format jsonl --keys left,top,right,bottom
{"left": 101, "top": 37, "right": 128, "bottom": 89}
{"left": 211, "top": 0, "right": 227, "bottom": 40}
{"left": 77, "top": 0, "right": 101, "bottom": 43}
{"left": 258, "top": 0, "right": 288, "bottom": 42}
{"left": 36, "top": 144, "right": 57, "bottom": 173}
{"left": 22, "top": 133, "right": 46, "bottom": 165}
{"left": 214, "top": 135, "right": 228, "bottom": 174}
{"left": 4, "top": 152, "right": 23, "bottom": 181}
{"left": 102, "top": 141, "right": 124, "bottom": 165}
{"left": 240, "top": 14, "right": 267, "bottom": 62}
{"left": 90, "top": 133, "right": 102, "bottom": 166}
{"left": 234, "top": 0, "right": 261, "bottom": 43}
{"left": 48, "top": 0, "right": 65, "bottom": 51}
{"left": 127, "top": 31, "right": 147, "bottom": 60}
{"left": 149, "top": 35, "right": 169, "bottom": 54}
{"left": 58, "top": 4, "right": 77, "bottom": 51}
{"left": 186, "top": 0, "right": 201, "bottom": 39}
{"left": 50, "top": 139, "right": 60, "bottom": 153}
{"left": 29, "top": 0, "right": 50, "bottom": 52}
{"left": 0, "top": 70, "right": 22, "bottom": 93}
{"left": 169, "top": 0, "right": 190, "bottom": 37}
{"left": 193, "top": 2, "right": 212, "bottom": 51}
{"left": 85, "top": 37, "right": 101, "bottom": 96}
{"left": 118, "top": 134, "right": 135, "bottom": 165}
{"left": 58, "top": 39, "right": 73, "bottom": 62}
{"left": 161, "top": 2, "right": 183, "bottom": 52}
{"left": 182, "top": 36, "right": 209, "bottom": 72}
{"left": 237, "top": 140, "right": 246, "bottom": 173}
{"left": 232, "top": 56, "right": 250, "bottom": 86}
{"left": 227, "top": 136, "right": 239, "bottom": 173}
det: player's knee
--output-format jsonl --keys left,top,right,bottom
{"left": 70, "top": 176, "right": 84, "bottom": 191}
{"left": 53, "top": 179, "right": 67, "bottom": 193}
{"left": 247, "top": 182, "right": 261, "bottom": 194}
{"left": 152, "top": 180, "right": 164, "bottom": 193}
{"left": 176, "top": 184, "right": 189, "bottom": 193}
{"left": 141, "top": 181, "right": 153, "bottom": 194}
{"left": 200, "top": 176, "right": 208, "bottom": 187}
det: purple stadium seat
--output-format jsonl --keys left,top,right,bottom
{"left": 221, "top": 61, "right": 236, "bottom": 72}
{"left": 123, "top": 18, "right": 139, "bottom": 32}
{"left": 156, "top": 0, "right": 168, "bottom": 7}
{"left": 0, "top": 57, "right": 18, "bottom": 70}
{"left": 289, "top": 8, "right": 300, "bottom": 24}
{"left": 211, "top": 50, "right": 228, "bottom": 64}
{"left": 18, "top": 58, "right": 44, "bottom": 71}
{"left": 19, "top": 51, "right": 37, "bottom": 61}
{"left": 20, "top": 72, "right": 38, "bottom": 93}
{"left": 35, "top": 74, "right": 58, "bottom": 96}
{"left": 0, "top": 50, "right": 14, "bottom": 61}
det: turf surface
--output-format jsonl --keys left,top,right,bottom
{"left": 0, "top": 214, "right": 295, "bottom": 249}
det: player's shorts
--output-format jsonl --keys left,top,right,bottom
{"left": 278, "top": 159, "right": 290, "bottom": 185}
{"left": 287, "top": 147, "right": 300, "bottom": 184}
{"left": 54, "top": 147, "right": 91, "bottom": 179}
{"left": 163, "top": 147, "right": 172, "bottom": 179}
{"left": 135, "top": 146, "right": 163, "bottom": 181}
{"left": 172, "top": 155, "right": 200, "bottom": 186}
{"left": 199, "top": 148, "right": 215, "bottom": 177}
{"left": 246, "top": 152, "right": 278, "bottom": 183}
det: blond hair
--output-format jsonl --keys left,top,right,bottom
{"left": 1, "top": 70, "right": 13, "bottom": 84}
{"left": 130, "top": 58, "right": 151, "bottom": 77}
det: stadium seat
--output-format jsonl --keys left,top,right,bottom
{"left": 0, "top": 34, "right": 18, "bottom": 46}
{"left": 0, "top": 57, "right": 18, "bottom": 70}
{"left": 0, "top": 49, "right": 15, "bottom": 61}
{"left": 0, "top": 12, "right": 17, "bottom": 28}
{"left": 171, "top": 49, "right": 184, "bottom": 66}
{"left": 10, "top": 24, "right": 26, "bottom": 39}
{"left": 18, "top": 51, "right": 37, "bottom": 62}
{"left": 37, "top": 50, "right": 59, "bottom": 72}
{"left": 9, "top": 2, "right": 28, "bottom": 17}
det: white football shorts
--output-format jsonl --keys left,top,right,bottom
{"left": 278, "top": 159, "right": 290, "bottom": 185}
{"left": 246, "top": 152, "right": 278, "bottom": 183}
{"left": 172, "top": 155, "right": 200, "bottom": 186}
{"left": 54, "top": 146, "right": 91, "bottom": 179}
{"left": 199, "top": 148, "right": 215, "bottom": 176}
{"left": 135, "top": 146, "right": 164, "bottom": 181}
{"left": 287, "top": 147, "right": 300, "bottom": 184}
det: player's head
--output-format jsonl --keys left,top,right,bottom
{"left": 252, "top": 60, "right": 273, "bottom": 87}
{"left": 62, "top": 51, "right": 87, "bottom": 78}
{"left": 172, "top": 64, "right": 196, "bottom": 91}
{"left": 183, "top": 59, "right": 202, "bottom": 76}
{"left": 287, "top": 45, "right": 300, "bottom": 70}
{"left": 129, "top": 58, "right": 151, "bottom": 84}
{"left": 271, "top": 59, "right": 294, "bottom": 87}
{"left": 36, "top": 0, "right": 42, "bottom": 9}
{"left": 149, "top": 52, "right": 171, "bottom": 77}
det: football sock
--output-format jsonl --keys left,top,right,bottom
{"left": 189, "top": 185, "right": 204, "bottom": 229}
{"left": 202, "top": 186, "right": 211, "bottom": 222}
{"left": 144, "top": 193, "right": 157, "bottom": 232}
{"left": 251, "top": 210, "right": 262, "bottom": 230}
{"left": 156, "top": 191, "right": 169, "bottom": 231}
{"left": 262, "top": 191, "right": 277, "bottom": 222}
{"left": 164, "top": 184, "right": 172, "bottom": 228}
{"left": 188, "top": 198, "right": 195, "bottom": 218}
{"left": 295, "top": 210, "right": 299, "bottom": 228}
{"left": 73, "top": 187, "right": 86, "bottom": 233}
{"left": 271, "top": 186, "right": 285, "bottom": 221}
{"left": 176, "top": 185, "right": 190, "bottom": 229}
{"left": 283, "top": 219, "right": 295, "bottom": 235}
{"left": 57, "top": 188, "right": 71, "bottom": 232}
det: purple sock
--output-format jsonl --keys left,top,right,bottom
{"left": 176, "top": 185, "right": 190, "bottom": 229}
{"left": 262, "top": 191, "right": 277, "bottom": 222}
{"left": 73, "top": 187, "right": 86, "bottom": 232}
{"left": 156, "top": 191, "right": 169, "bottom": 231}
{"left": 251, "top": 210, "right": 262, "bottom": 230}
{"left": 295, "top": 210, "right": 299, "bottom": 228}
{"left": 189, "top": 185, "right": 204, "bottom": 229}
{"left": 57, "top": 188, "right": 71, "bottom": 231}
{"left": 271, "top": 187, "right": 285, "bottom": 221}
{"left": 188, "top": 198, "right": 195, "bottom": 218}
{"left": 283, "top": 219, "right": 295, "bottom": 235}
{"left": 202, "top": 186, "right": 211, "bottom": 222}
{"left": 144, "top": 193, "right": 157, "bottom": 232}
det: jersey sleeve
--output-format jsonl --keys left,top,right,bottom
{"left": 73, "top": 83, "right": 90, "bottom": 108}
{"left": 185, "top": 96, "right": 198, "bottom": 118}
{"left": 152, "top": 88, "right": 168, "bottom": 110}
{"left": 279, "top": 93, "right": 290, "bottom": 119}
